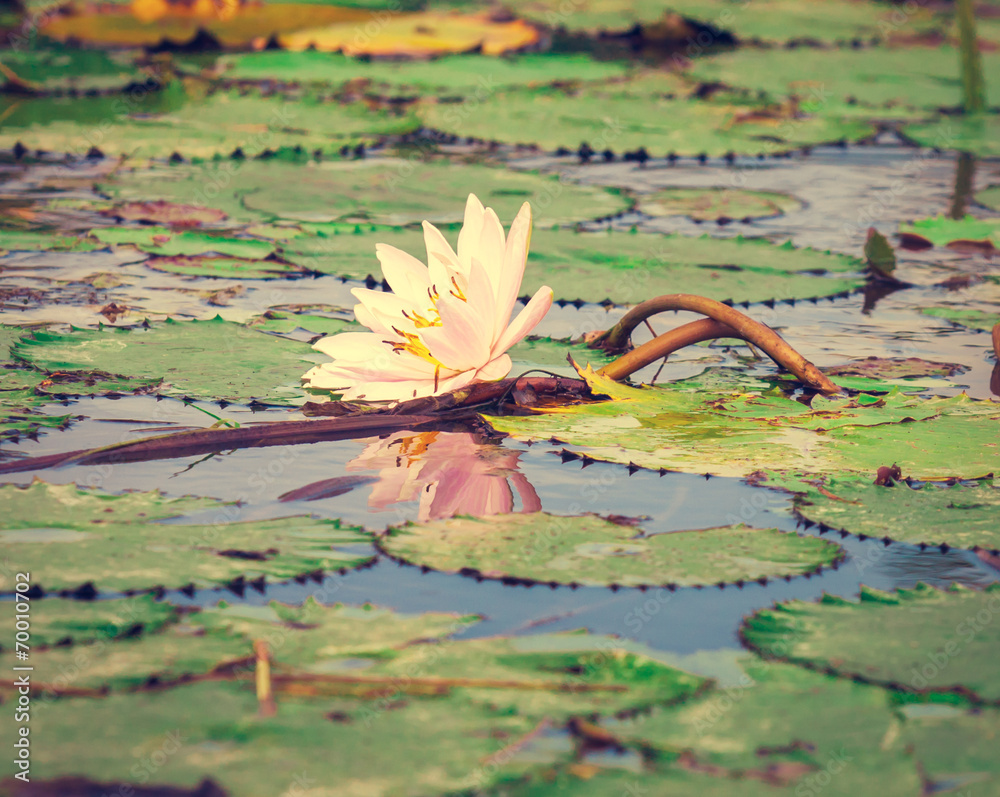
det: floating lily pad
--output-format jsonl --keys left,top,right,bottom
{"left": 32, "top": 369, "right": 163, "bottom": 396}
{"left": 89, "top": 227, "right": 276, "bottom": 260}
{"left": 279, "top": 12, "right": 540, "bottom": 57}
{"left": 0, "top": 481, "right": 373, "bottom": 594}
{"left": 100, "top": 159, "right": 627, "bottom": 227}
{"left": 602, "top": 658, "right": 922, "bottom": 797}
{"left": 218, "top": 51, "right": 628, "bottom": 93}
{"left": 0, "top": 595, "right": 178, "bottom": 651}
{"left": 902, "top": 114, "right": 1000, "bottom": 158}
{"left": 40, "top": 4, "right": 377, "bottom": 48}
{"left": 742, "top": 583, "right": 1000, "bottom": 703}
{"left": 0, "top": 367, "right": 74, "bottom": 441}
{"left": 100, "top": 200, "right": 228, "bottom": 227}
{"left": 687, "top": 46, "right": 1000, "bottom": 112}
{"left": 638, "top": 187, "right": 802, "bottom": 221}
{"left": 13, "top": 316, "right": 317, "bottom": 403}
{"left": 485, "top": 367, "right": 1000, "bottom": 479}
{"left": 975, "top": 185, "right": 1000, "bottom": 212}
{"left": 0, "top": 88, "right": 418, "bottom": 159}
{"left": 920, "top": 278, "right": 1000, "bottom": 332}
{"left": 766, "top": 475, "right": 1000, "bottom": 551}
{"left": 0, "top": 47, "right": 149, "bottom": 93}
{"left": 381, "top": 513, "right": 842, "bottom": 587}
{"left": 144, "top": 254, "right": 309, "bottom": 279}
{"left": 420, "top": 89, "right": 876, "bottom": 156}
{"left": 283, "top": 227, "right": 864, "bottom": 305}
{"left": 900, "top": 705, "right": 1000, "bottom": 797}
{"left": 899, "top": 216, "right": 1000, "bottom": 250}
{"left": 246, "top": 309, "right": 355, "bottom": 339}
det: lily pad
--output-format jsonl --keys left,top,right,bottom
{"left": 900, "top": 705, "right": 1000, "bottom": 797}
{"left": 637, "top": 187, "right": 803, "bottom": 221}
{"left": 89, "top": 227, "right": 277, "bottom": 260}
{"left": 0, "top": 481, "right": 373, "bottom": 594}
{"left": 742, "top": 583, "right": 1000, "bottom": 703}
{"left": 100, "top": 200, "right": 228, "bottom": 227}
{"left": 484, "top": 366, "right": 1000, "bottom": 479}
{"left": 279, "top": 12, "right": 540, "bottom": 57}
{"left": 246, "top": 309, "right": 355, "bottom": 339}
{"left": 766, "top": 475, "right": 1000, "bottom": 551}
{"left": 380, "top": 513, "right": 842, "bottom": 587}
{"left": 902, "top": 114, "right": 1000, "bottom": 158}
{"left": 975, "top": 185, "right": 1000, "bottom": 212}
{"left": 100, "top": 159, "right": 627, "bottom": 227}
{"left": 687, "top": 46, "right": 1000, "bottom": 112}
{"left": 0, "top": 594, "right": 178, "bottom": 650}
{"left": 217, "top": 51, "right": 629, "bottom": 93}
{"left": 899, "top": 215, "right": 1000, "bottom": 250}
{"left": 0, "top": 46, "right": 149, "bottom": 93}
{"left": 32, "top": 369, "right": 163, "bottom": 396}
{"left": 283, "top": 227, "right": 864, "bottom": 305}
{"left": 825, "top": 357, "right": 966, "bottom": 380}
{"left": 143, "top": 254, "right": 309, "bottom": 279}
{"left": 0, "top": 367, "right": 74, "bottom": 441}
{"left": 420, "top": 88, "right": 877, "bottom": 156}
{"left": 0, "top": 88, "right": 418, "bottom": 159}
{"left": 13, "top": 316, "right": 317, "bottom": 403}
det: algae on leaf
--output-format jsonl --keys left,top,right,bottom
{"left": 0, "top": 482, "right": 373, "bottom": 594}
{"left": 742, "top": 583, "right": 1000, "bottom": 703}
{"left": 13, "top": 316, "right": 317, "bottom": 404}
{"left": 381, "top": 513, "right": 842, "bottom": 587}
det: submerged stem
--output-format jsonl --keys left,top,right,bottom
{"left": 593, "top": 294, "right": 840, "bottom": 394}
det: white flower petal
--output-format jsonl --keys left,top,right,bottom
{"left": 422, "top": 221, "right": 461, "bottom": 286}
{"left": 375, "top": 243, "right": 431, "bottom": 305}
{"left": 476, "top": 353, "right": 512, "bottom": 382}
{"left": 494, "top": 201, "right": 532, "bottom": 343}
{"left": 457, "top": 193, "right": 485, "bottom": 272}
{"left": 312, "top": 331, "right": 387, "bottom": 361}
{"left": 492, "top": 286, "right": 554, "bottom": 355}
{"left": 477, "top": 207, "right": 506, "bottom": 302}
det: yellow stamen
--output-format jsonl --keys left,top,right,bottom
{"left": 449, "top": 276, "right": 467, "bottom": 302}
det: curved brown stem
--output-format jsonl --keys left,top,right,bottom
{"left": 598, "top": 319, "right": 742, "bottom": 380}
{"left": 592, "top": 294, "right": 840, "bottom": 395}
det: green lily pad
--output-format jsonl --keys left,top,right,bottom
{"left": 283, "top": 227, "right": 864, "bottom": 305}
{"left": 246, "top": 309, "right": 355, "bottom": 339}
{"left": 899, "top": 215, "right": 1000, "bottom": 249}
{"left": 32, "top": 369, "right": 163, "bottom": 396}
{"left": 0, "top": 46, "right": 148, "bottom": 93}
{"left": 100, "top": 159, "right": 627, "bottom": 227}
{"left": 0, "top": 367, "right": 74, "bottom": 441}
{"left": 900, "top": 705, "right": 1000, "bottom": 797}
{"left": 764, "top": 475, "right": 1000, "bottom": 551}
{"left": 902, "top": 114, "right": 1000, "bottom": 158}
{"left": 742, "top": 583, "right": 1000, "bottom": 703}
{"left": 975, "top": 185, "right": 1000, "bottom": 212}
{"left": 13, "top": 316, "right": 317, "bottom": 404}
{"left": 0, "top": 481, "right": 373, "bottom": 594}
{"left": 602, "top": 659, "right": 922, "bottom": 797}
{"left": 0, "top": 88, "right": 418, "bottom": 159}
{"left": 0, "top": 595, "right": 178, "bottom": 651}
{"left": 687, "top": 46, "right": 1000, "bottom": 112}
{"left": 143, "top": 254, "right": 309, "bottom": 279}
{"left": 420, "top": 89, "right": 876, "bottom": 157}
{"left": 218, "top": 51, "right": 629, "bottom": 93}
{"left": 2, "top": 597, "right": 476, "bottom": 691}
{"left": 381, "top": 513, "right": 842, "bottom": 587}
{"left": 508, "top": 335, "right": 615, "bottom": 377}
{"left": 920, "top": 278, "right": 1000, "bottom": 332}
{"left": 0, "top": 228, "right": 98, "bottom": 253}
{"left": 484, "top": 367, "right": 1000, "bottom": 479}
{"left": 89, "top": 227, "right": 277, "bottom": 260}
{"left": 638, "top": 187, "right": 802, "bottom": 221}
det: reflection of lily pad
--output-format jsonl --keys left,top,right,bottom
{"left": 381, "top": 513, "right": 842, "bottom": 587}
{"left": 218, "top": 51, "right": 628, "bottom": 93}
{"left": 765, "top": 475, "right": 1000, "bottom": 551}
{"left": 919, "top": 278, "right": 1000, "bottom": 332}
{"left": 0, "top": 482, "right": 373, "bottom": 594}
{"left": 283, "top": 227, "right": 864, "bottom": 305}
{"left": 485, "top": 367, "right": 1000, "bottom": 479}
{"left": 687, "top": 46, "right": 1000, "bottom": 111}
{"left": 742, "top": 583, "right": 1000, "bottom": 703}
{"left": 420, "top": 89, "right": 876, "bottom": 156}
{"left": 101, "top": 159, "right": 627, "bottom": 226}
{"left": 13, "top": 316, "right": 316, "bottom": 403}
{"left": 638, "top": 187, "right": 802, "bottom": 221}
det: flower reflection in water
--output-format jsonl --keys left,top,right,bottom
{"left": 348, "top": 430, "right": 541, "bottom": 522}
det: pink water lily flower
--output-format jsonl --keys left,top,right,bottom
{"left": 303, "top": 194, "right": 553, "bottom": 401}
